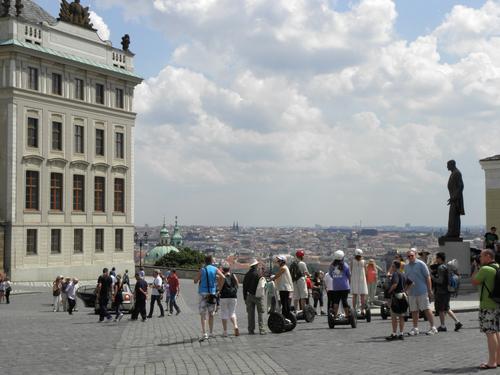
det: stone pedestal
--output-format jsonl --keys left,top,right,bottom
{"left": 439, "top": 240, "right": 470, "bottom": 276}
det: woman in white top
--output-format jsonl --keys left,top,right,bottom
{"left": 351, "top": 248, "right": 369, "bottom": 315}
{"left": 273, "top": 256, "right": 293, "bottom": 317}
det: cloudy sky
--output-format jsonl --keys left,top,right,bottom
{"left": 37, "top": 0, "right": 500, "bottom": 227}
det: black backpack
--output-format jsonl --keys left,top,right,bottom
{"left": 289, "top": 261, "right": 304, "bottom": 282}
{"left": 220, "top": 274, "right": 238, "bottom": 298}
{"left": 482, "top": 264, "right": 500, "bottom": 304}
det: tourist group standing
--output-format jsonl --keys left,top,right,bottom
{"left": 0, "top": 272, "right": 11, "bottom": 304}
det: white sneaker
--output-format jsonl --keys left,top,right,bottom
{"left": 199, "top": 333, "right": 209, "bottom": 342}
{"left": 117, "top": 313, "right": 124, "bottom": 321}
{"left": 408, "top": 327, "right": 419, "bottom": 336}
{"left": 209, "top": 333, "right": 216, "bottom": 338}
{"left": 426, "top": 327, "right": 438, "bottom": 335}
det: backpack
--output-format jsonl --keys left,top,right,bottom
{"left": 483, "top": 264, "right": 500, "bottom": 304}
{"left": 220, "top": 274, "right": 238, "bottom": 298}
{"left": 289, "top": 261, "right": 304, "bottom": 282}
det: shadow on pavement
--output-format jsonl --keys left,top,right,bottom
{"left": 423, "top": 366, "right": 479, "bottom": 374}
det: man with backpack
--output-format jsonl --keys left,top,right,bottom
{"left": 290, "top": 250, "right": 309, "bottom": 311}
{"left": 472, "top": 249, "right": 500, "bottom": 370}
{"left": 431, "top": 252, "right": 463, "bottom": 332}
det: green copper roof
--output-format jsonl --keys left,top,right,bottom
{"left": 0, "top": 39, "right": 142, "bottom": 79}
{"left": 144, "top": 245, "right": 180, "bottom": 264}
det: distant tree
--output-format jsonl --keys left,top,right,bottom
{"left": 155, "top": 247, "right": 205, "bottom": 269}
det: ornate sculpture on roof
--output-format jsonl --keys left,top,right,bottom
{"left": 121, "top": 34, "right": 130, "bottom": 51}
{"left": 14, "top": 0, "right": 22, "bottom": 16}
{"left": 59, "top": 0, "right": 94, "bottom": 30}
{"left": 1, "top": 0, "right": 11, "bottom": 17}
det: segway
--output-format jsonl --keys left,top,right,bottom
{"left": 291, "top": 305, "right": 316, "bottom": 323}
{"left": 356, "top": 304, "right": 371, "bottom": 323}
{"left": 328, "top": 306, "right": 357, "bottom": 329}
{"left": 268, "top": 311, "right": 297, "bottom": 333}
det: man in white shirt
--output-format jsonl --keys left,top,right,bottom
{"left": 66, "top": 278, "right": 79, "bottom": 315}
{"left": 147, "top": 270, "right": 165, "bottom": 318}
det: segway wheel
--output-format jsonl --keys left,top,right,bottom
{"left": 304, "top": 305, "right": 316, "bottom": 323}
{"left": 380, "top": 306, "right": 388, "bottom": 320}
{"left": 350, "top": 310, "right": 358, "bottom": 328}
{"left": 365, "top": 308, "right": 371, "bottom": 323}
{"left": 328, "top": 313, "right": 335, "bottom": 329}
{"left": 283, "top": 312, "right": 297, "bottom": 332}
{"left": 268, "top": 312, "right": 285, "bottom": 334}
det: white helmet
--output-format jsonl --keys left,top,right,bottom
{"left": 355, "top": 248, "right": 363, "bottom": 256}
{"left": 334, "top": 250, "right": 345, "bottom": 260}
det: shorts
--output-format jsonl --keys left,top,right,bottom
{"left": 293, "top": 278, "right": 308, "bottom": 300}
{"left": 390, "top": 309, "right": 405, "bottom": 318}
{"left": 219, "top": 298, "right": 237, "bottom": 320}
{"left": 434, "top": 293, "right": 450, "bottom": 312}
{"left": 479, "top": 308, "right": 500, "bottom": 334}
{"left": 408, "top": 294, "right": 431, "bottom": 312}
{"left": 198, "top": 294, "right": 216, "bottom": 315}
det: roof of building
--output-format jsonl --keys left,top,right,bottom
{"left": 480, "top": 155, "right": 500, "bottom": 162}
{"left": 1, "top": 0, "right": 57, "bottom": 25}
{"left": 0, "top": 39, "right": 142, "bottom": 79}
{"left": 144, "top": 245, "right": 180, "bottom": 264}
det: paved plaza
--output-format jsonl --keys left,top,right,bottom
{"left": 0, "top": 280, "right": 490, "bottom": 375}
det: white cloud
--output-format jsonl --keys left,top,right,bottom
{"left": 89, "top": 11, "right": 111, "bottom": 41}
{"left": 116, "top": 0, "right": 500, "bottom": 225}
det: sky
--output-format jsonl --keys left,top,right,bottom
{"left": 35, "top": 0, "right": 500, "bottom": 228}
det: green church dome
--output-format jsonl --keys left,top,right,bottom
{"left": 144, "top": 245, "right": 179, "bottom": 264}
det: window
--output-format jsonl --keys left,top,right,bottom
{"left": 96, "top": 129, "right": 105, "bottom": 156}
{"left": 74, "top": 229, "right": 83, "bottom": 253}
{"left": 115, "top": 132, "right": 124, "bottom": 159}
{"left": 75, "top": 78, "right": 84, "bottom": 100}
{"left": 28, "top": 67, "right": 38, "bottom": 90}
{"left": 52, "top": 73, "right": 62, "bottom": 95}
{"left": 94, "top": 176, "right": 105, "bottom": 212}
{"left": 51, "top": 229, "right": 61, "bottom": 254}
{"left": 27, "top": 117, "right": 38, "bottom": 148}
{"left": 25, "top": 171, "right": 39, "bottom": 210}
{"left": 114, "top": 178, "right": 125, "bottom": 213}
{"left": 95, "top": 229, "right": 104, "bottom": 252}
{"left": 73, "top": 175, "right": 85, "bottom": 211}
{"left": 74, "top": 125, "right": 84, "bottom": 153}
{"left": 115, "top": 229, "right": 123, "bottom": 251}
{"left": 26, "top": 229, "right": 37, "bottom": 255}
{"left": 50, "top": 173, "right": 63, "bottom": 211}
{"left": 115, "top": 88, "right": 124, "bottom": 109}
{"left": 52, "top": 121, "right": 63, "bottom": 151}
{"left": 96, "top": 83, "right": 104, "bottom": 104}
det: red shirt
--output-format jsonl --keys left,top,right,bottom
{"left": 306, "top": 277, "right": 312, "bottom": 290}
{"left": 168, "top": 274, "right": 180, "bottom": 293}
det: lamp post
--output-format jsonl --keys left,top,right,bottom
{"left": 134, "top": 231, "right": 149, "bottom": 268}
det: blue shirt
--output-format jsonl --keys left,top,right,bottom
{"left": 405, "top": 259, "right": 430, "bottom": 296}
{"left": 198, "top": 265, "right": 217, "bottom": 295}
{"left": 329, "top": 263, "right": 351, "bottom": 291}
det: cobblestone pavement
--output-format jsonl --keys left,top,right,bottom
{"left": 0, "top": 280, "right": 490, "bottom": 375}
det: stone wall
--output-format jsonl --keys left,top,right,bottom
{"left": 0, "top": 225, "right": 4, "bottom": 273}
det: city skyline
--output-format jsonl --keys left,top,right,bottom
{"left": 35, "top": 0, "right": 499, "bottom": 227}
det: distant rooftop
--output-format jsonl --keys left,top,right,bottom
{"left": 480, "top": 155, "right": 500, "bottom": 162}
{"left": 1, "top": 0, "right": 57, "bottom": 25}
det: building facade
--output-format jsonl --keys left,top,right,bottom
{"left": 480, "top": 155, "right": 500, "bottom": 231}
{"left": 0, "top": 1, "right": 142, "bottom": 281}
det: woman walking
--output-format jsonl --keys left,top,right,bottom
{"left": 113, "top": 275, "right": 124, "bottom": 321}
{"left": 52, "top": 276, "right": 62, "bottom": 312}
{"left": 312, "top": 271, "right": 325, "bottom": 315}
{"left": 351, "top": 249, "right": 368, "bottom": 315}
{"left": 218, "top": 263, "right": 240, "bottom": 337}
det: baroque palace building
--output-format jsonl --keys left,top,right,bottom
{"left": 0, "top": 1, "right": 142, "bottom": 281}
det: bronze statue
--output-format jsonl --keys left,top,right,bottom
{"left": 440, "top": 160, "right": 465, "bottom": 243}
{"left": 121, "top": 34, "right": 130, "bottom": 51}
{"left": 59, "top": 0, "right": 94, "bottom": 29}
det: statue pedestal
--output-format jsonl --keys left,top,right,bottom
{"left": 439, "top": 240, "right": 470, "bottom": 275}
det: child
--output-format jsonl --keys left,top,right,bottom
{"left": 4, "top": 277, "right": 12, "bottom": 304}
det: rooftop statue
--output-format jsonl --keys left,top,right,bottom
{"left": 15, "top": 0, "right": 22, "bottom": 16}
{"left": 439, "top": 159, "right": 465, "bottom": 245}
{"left": 121, "top": 34, "right": 130, "bottom": 51}
{"left": 59, "top": 0, "right": 94, "bottom": 30}
{"left": 1, "top": 0, "right": 11, "bottom": 17}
